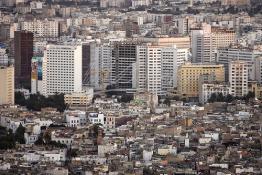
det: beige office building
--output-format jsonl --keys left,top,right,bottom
{"left": 191, "top": 23, "right": 235, "bottom": 63}
{"left": 177, "top": 63, "right": 225, "bottom": 98}
{"left": 64, "top": 89, "right": 94, "bottom": 109}
{"left": 0, "top": 66, "right": 14, "bottom": 105}
{"left": 140, "top": 36, "right": 190, "bottom": 49}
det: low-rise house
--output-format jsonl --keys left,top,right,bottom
{"left": 88, "top": 112, "right": 105, "bottom": 126}
{"left": 157, "top": 145, "right": 177, "bottom": 156}
{"left": 51, "top": 129, "right": 74, "bottom": 147}
{"left": 65, "top": 110, "right": 87, "bottom": 127}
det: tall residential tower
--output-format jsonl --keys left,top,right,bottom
{"left": 42, "top": 43, "right": 82, "bottom": 96}
{"left": 14, "top": 31, "right": 34, "bottom": 90}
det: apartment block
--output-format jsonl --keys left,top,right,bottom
{"left": 20, "top": 19, "right": 59, "bottom": 38}
{"left": 229, "top": 60, "right": 248, "bottom": 97}
{"left": 199, "top": 83, "right": 230, "bottom": 104}
{"left": 64, "top": 88, "right": 94, "bottom": 109}
{"left": 254, "top": 56, "right": 262, "bottom": 84}
{"left": 141, "top": 36, "right": 190, "bottom": 49}
{"left": 191, "top": 24, "right": 235, "bottom": 63}
{"left": 0, "top": 66, "right": 14, "bottom": 105}
{"left": 14, "top": 31, "right": 33, "bottom": 89}
{"left": 135, "top": 44, "right": 188, "bottom": 95}
{"left": 217, "top": 45, "right": 261, "bottom": 81}
{"left": 112, "top": 41, "right": 138, "bottom": 89}
{"left": 42, "top": 43, "right": 82, "bottom": 96}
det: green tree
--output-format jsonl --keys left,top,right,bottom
{"left": 26, "top": 93, "right": 46, "bottom": 111}
{"left": 246, "top": 91, "right": 255, "bottom": 99}
{"left": 119, "top": 94, "right": 133, "bottom": 103}
{"left": 48, "top": 93, "right": 66, "bottom": 112}
{"left": 163, "top": 98, "right": 171, "bottom": 106}
{"left": 93, "top": 123, "right": 102, "bottom": 138}
{"left": 143, "top": 167, "right": 157, "bottom": 175}
{"left": 15, "top": 92, "right": 26, "bottom": 106}
{"left": 34, "top": 134, "right": 44, "bottom": 145}
{"left": 217, "top": 93, "right": 224, "bottom": 102}
{"left": 15, "top": 124, "right": 25, "bottom": 144}
{"left": 0, "top": 128, "right": 15, "bottom": 150}
{"left": 43, "top": 131, "right": 51, "bottom": 144}
{"left": 225, "top": 94, "right": 234, "bottom": 103}
{"left": 16, "top": 92, "right": 66, "bottom": 112}
{"left": 49, "top": 141, "right": 67, "bottom": 148}
{"left": 208, "top": 93, "right": 217, "bottom": 103}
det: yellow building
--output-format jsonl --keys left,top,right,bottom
{"left": 64, "top": 89, "right": 94, "bottom": 109}
{"left": 184, "top": 118, "right": 193, "bottom": 127}
{"left": 248, "top": 81, "right": 262, "bottom": 99}
{"left": 141, "top": 36, "right": 190, "bottom": 49}
{"left": 0, "top": 66, "right": 14, "bottom": 105}
{"left": 177, "top": 63, "right": 225, "bottom": 98}
{"left": 222, "top": 0, "right": 250, "bottom": 6}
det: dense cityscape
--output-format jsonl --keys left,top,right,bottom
{"left": 0, "top": 0, "right": 261, "bottom": 174}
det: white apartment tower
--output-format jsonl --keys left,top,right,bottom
{"left": 98, "top": 43, "right": 113, "bottom": 88}
{"left": 135, "top": 45, "right": 147, "bottom": 91}
{"left": 135, "top": 44, "right": 188, "bottom": 95}
{"left": 217, "top": 45, "right": 262, "bottom": 81}
{"left": 161, "top": 46, "right": 178, "bottom": 92}
{"left": 42, "top": 44, "right": 82, "bottom": 96}
{"left": 147, "top": 45, "right": 163, "bottom": 95}
{"left": 229, "top": 60, "right": 248, "bottom": 97}
{"left": 191, "top": 23, "right": 235, "bottom": 63}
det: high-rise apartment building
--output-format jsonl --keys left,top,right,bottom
{"left": 88, "top": 40, "right": 188, "bottom": 95}
{"left": 112, "top": 42, "right": 138, "bottom": 89}
{"left": 99, "top": 43, "right": 113, "bottom": 88}
{"left": 42, "top": 43, "right": 82, "bottom": 96}
{"left": 0, "top": 24, "right": 11, "bottom": 41}
{"left": 176, "top": 16, "right": 195, "bottom": 35}
{"left": 229, "top": 60, "right": 248, "bottom": 97}
{"left": 146, "top": 45, "right": 163, "bottom": 95}
{"left": 177, "top": 63, "right": 225, "bottom": 98}
{"left": 217, "top": 45, "right": 261, "bottom": 81}
{"left": 191, "top": 24, "right": 235, "bottom": 63}
{"left": 20, "top": 19, "right": 59, "bottom": 38}
{"left": 161, "top": 46, "right": 178, "bottom": 92}
{"left": 254, "top": 56, "right": 262, "bottom": 84}
{"left": 0, "top": 66, "right": 14, "bottom": 105}
{"left": 135, "top": 44, "right": 188, "bottom": 95}
{"left": 14, "top": 31, "right": 34, "bottom": 89}
{"left": 87, "top": 42, "right": 113, "bottom": 89}
{"left": 82, "top": 43, "right": 91, "bottom": 86}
